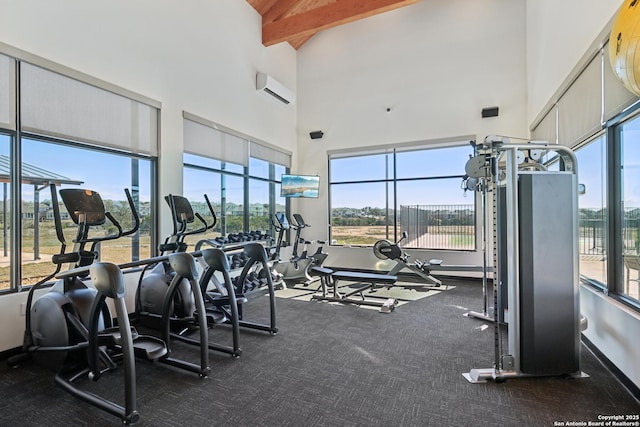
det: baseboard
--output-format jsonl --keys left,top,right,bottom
{"left": 582, "top": 335, "right": 640, "bottom": 403}
{"left": 0, "top": 346, "right": 23, "bottom": 361}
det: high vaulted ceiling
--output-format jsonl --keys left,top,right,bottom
{"left": 247, "top": 0, "right": 420, "bottom": 49}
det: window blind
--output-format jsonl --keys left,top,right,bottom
{"left": 183, "top": 116, "right": 248, "bottom": 167}
{"left": 0, "top": 53, "right": 14, "bottom": 131}
{"left": 603, "top": 43, "right": 639, "bottom": 122}
{"left": 557, "top": 55, "right": 602, "bottom": 147}
{"left": 531, "top": 105, "right": 557, "bottom": 145}
{"left": 249, "top": 141, "right": 291, "bottom": 168}
{"left": 20, "top": 63, "right": 158, "bottom": 156}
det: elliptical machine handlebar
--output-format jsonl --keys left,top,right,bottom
{"left": 66, "top": 188, "right": 140, "bottom": 246}
{"left": 203, "top": 194, "right": 217, "bottom": 231}
{"left": 121, "top": 188, "right": 140, "bottom": 237}
{"left": 162, "top": 194, "right": 218, "bottom": 254}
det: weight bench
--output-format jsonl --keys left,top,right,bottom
{"left": 310, "top": 266, "right": 399, "bottom": 312}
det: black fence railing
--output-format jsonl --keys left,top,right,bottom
{"left": 400, "top": 204, "right": 475, "bottom": 250}
{"left": 579, "top": 208, "right": 639, "bottom": 256}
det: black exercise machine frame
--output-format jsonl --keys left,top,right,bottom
{"left": 310, "top": 266, "right": 399, "bottom": 312}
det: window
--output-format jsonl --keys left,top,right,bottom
{"left": 248, "top": 159, "right": 286, "bottom": 233}
{"left": 181, "top": 157, "right": 246, "bottom": 247}
{"left": 0, "top": 50, "right": 159, "bottom": 292}
{"left": 20, "top": 138, "right": 153, "bottom": 287}
{"left": 619, "top": 116, "right": 640, "bottom": 302}
{"left": 0, "top": 133, "right": 11, "bottom": 290}
{"left": 329, "top": 144, "right": 475, "bottom": 249}
{"left": 183, "top": 155, "right": 286, "bottom": 249}
{"left": 575, "top": 135, "right": 608, "bottom": 288}
{"left": 182, "top": 113, "right": 291, "bottom": 248}
{"left": 529, "top": 38, "right": 640, "bottom": 311}
{"left": 572, "top": 107, "right": 640, "bottom": 307}
{"left": 181, "top": 159, "right": 223, "bottom": 246}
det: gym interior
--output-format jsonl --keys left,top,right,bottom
{"left": 1, "top": 0, "right": 640, "bottom": 425}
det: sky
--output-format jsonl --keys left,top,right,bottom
{"left": 15, "top": 137, "right": 151, "bottom": 202}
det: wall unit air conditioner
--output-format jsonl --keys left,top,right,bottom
{"left": 256, "top": 72, "right": 295, "bottom": 105}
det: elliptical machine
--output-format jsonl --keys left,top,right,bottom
{"left": 135, "top": 194, "right": 214, "bottom": 329}
{"left": 135, "top": 194, "right": 250, "bottom": 357}
{"left": 15, "top": 186, "right": 141, "bottom": 369}
{"left": 8, "top": 185, "right": 168, "bottom": 424}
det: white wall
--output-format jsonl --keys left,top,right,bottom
{"left": 581, "top": 287, "right": 640, "bottom": 388}
{"left": 0, "top": 0, "right": 297, "bottom": 351}
{"left": 295, "top": 0, "right": 527, "bottom": 270}
{"left": 525, "top": 0, "right": 623, "bottom": 124}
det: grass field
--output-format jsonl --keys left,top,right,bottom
{"left": 1, "top": 224, "right": 477, "bottom": 289}
{"left": 0, "top": 236, "right": 152, "bottom": 289}
{"left": 330, "top": 225, "right": 475, "bottom": 248}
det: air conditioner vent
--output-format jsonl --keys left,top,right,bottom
{"left": 256, "top": 72, "right": 295, "bottom": 105}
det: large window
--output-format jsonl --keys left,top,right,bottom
{"left": 576, "top": 135, "right": 608, "bottom": 288}
{"left": 329, "top": 144, "right": 475, "bottom": 249}
{"left": 183, "top": 154, "right": 286, "bottom": 249}
{"left": 182, "top": 114, "right": 290, "bottom": 249}
{"left": 18, "top": 138, "right": 153, "bottom": 287}
{"left": 619, "top": 116, "right": 640, "bottom": 302}
{"left": 529, "top": 38, "right": 640, "bottom": 311}
{"left": 0, "top": 133, "right": 11, "bottom": 289}
{"left": 248, "top": 157, "right": 286, "bottom": 232}
{"left": 571, "top": 112, "right": 640, "bottom": 306}
{"left": 0, "top": 49, "right": 159, "bottom": 292}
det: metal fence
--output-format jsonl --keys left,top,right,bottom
{"left": 579, "top": 208, "right": 640, "bottom": 256}
{"left": 401, "top": 206, "right": 640, "bottom": 255}
{"left": 400, "top": 204, "right": 475, "bottom": 250}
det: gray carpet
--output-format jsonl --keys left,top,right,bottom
{"left": 1, "top": 278, "right": 638, "bottom": 426}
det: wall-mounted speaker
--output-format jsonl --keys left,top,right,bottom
{"left": 481, "top": 106, "right": 499, "bottom": 118}
{"left": 310, "top": 130, "right": 324, "bottom": 139}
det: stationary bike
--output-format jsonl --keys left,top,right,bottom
{"left": 270, "top": 212, "right": 327, "bottom": 287}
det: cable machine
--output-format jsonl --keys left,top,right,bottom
{"left": 463, "top": 136, "right": 587, "bottom": 383}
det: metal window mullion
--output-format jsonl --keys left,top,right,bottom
{"left": 392, "top": 151, "right": 397, "bottom": 241}
{"left": 607, "top": 124, "right": 622, "bottom": 295}
{"left": 150, "top": 158, "right": 159, "bottom": 257}
{"left": 11, "top": 60, "right": 22, "bottom": 291}
{"left": 327, "top": 159, "right": 333, "bottom": 243}
{"left": 243, "top": 166, "right": 249, "bottom": 233}
{"left": 268, "top": 163, "right": 275, "bottom": 238}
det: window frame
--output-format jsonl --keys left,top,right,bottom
{"left": 0, "top": 47, "right": 160, "bottom": 294}
{"left": 574, "top": 132, "right": 608, "bottom": 292}
{"left": 183, "top": 154, "right": 288, "bottom": 243}
{"left": 606, "top": 105, "right": 640, "bottom": 309}
{"left": 328, "top": 142, "right": 477, "bottom": 251}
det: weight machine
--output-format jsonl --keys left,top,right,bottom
{"left": 463, "top": 136, "right": 586, "bottom": 383}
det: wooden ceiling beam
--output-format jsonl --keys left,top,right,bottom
{"left": 247, "top": 0, "right": 280, "bottom": 16}
{"left": 288, "top": 33, "right": 316, "bottom": 50}
{"left": 262, "top": 0, "right": 419, "bottom": 47}
{"left": 262, "top": 0, "right": 306, "bottom": 24}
